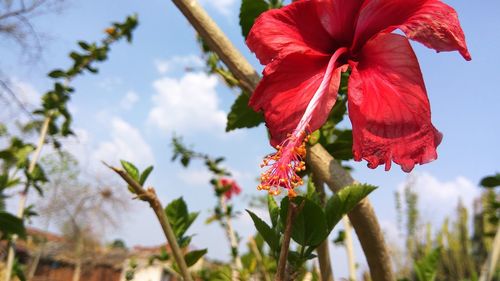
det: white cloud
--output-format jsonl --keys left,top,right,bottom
{"left": 397, "top": 172, "right": 480, "bottom": 225}
{"left": 98, "top": 77, "right": 123, "bottom": 91}
{"left": 1, "top": 77, "right": 40, "bottom": 110}
{"left": 154, "top": 55, "right": 204, "bottom": 75}
{"left": 199, "top": 0, "right": 235, "bottom": 15}
{"left": 120, "top": 91, "right": 139, "bottom": 110}
{"left": 148, "top": 72, "right": 226, "bottom": 135}
{"left": 93, "top": 117, "right": 155, "bottom": 167}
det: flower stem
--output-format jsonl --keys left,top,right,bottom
{"left": 105, "top": 163, "right": 193, "bottom": 281}
{"left": 275, "top": 201, "right": 296, "bottom": 281}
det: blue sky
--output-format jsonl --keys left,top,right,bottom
{"left": 1, "top": 0, "right": 499, "bottom": 278}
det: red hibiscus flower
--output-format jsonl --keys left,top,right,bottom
{"left": 247, "top": 0, "right": 470, "bottom": 195}
{"left": 219, "top": 178, "right": 242, "bottom": 200}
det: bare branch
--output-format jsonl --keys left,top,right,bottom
{"left": 104, "top": 162, "right": 194, "bottom": 281}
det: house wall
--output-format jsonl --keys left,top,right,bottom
{"left": 32, "top": 261, "right": 121, "bottom": 281}
{"left": 119, "top": 263, "right": 165, "bottom": 281}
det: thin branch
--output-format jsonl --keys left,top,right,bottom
{"left": 249, "top": 236, "right": 272, "bottom": 281}
{"left": 343, "top": 216, "right": 357, "bottom": 281}
{"left": 219, "top": 196, "right": 243, "bottom": 278}
{"left": 170, "top": 0, "right": 260, "bottom": 93}
{"left": 3, "top": 116, "right": 50, "bottom": 281}
{"left": 104, "top": 163, "right": 193, "bottom": 281}
{"left": 313, "top": 176, "right": 334, "bottom": 281}
{"left": 167, "top": 1, "right": 395, "bottom": 280}
{"left": 0, "top": 78, "right": 35, "bottom": 120}
{"left": 0, "top": 0, "right": 46, "bottom": 21}
{"left": 276, "top": 201, "right": 296, "bottom": 281}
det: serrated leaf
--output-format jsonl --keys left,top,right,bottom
{"left": 280, "top": 197, "right": 328, "bottom": 247}
{"left": 239, "top": 0, "right": 270, "bottom": 38}
{"left": 165, "top": 197, "right": 198, "bottom": 239}
{"left": 0, "top": 211, "right": 26, "bottom": 238}
{"left": 246, "top": 209, "right": 279, "bottom": 252}
{"left": 139, "top": 166, "right": 154, "bottom": 186}
{"left": 226, "top": 92, "right": 264, "bottom": 132}
{"left": 184, "top": 249, "right": 207, "bottom": 267}
{"left": 120, "top": 160, "right": 139, "bottom": 181}
{"left": 325, "top": 184, "right": 377, "bottom": 230}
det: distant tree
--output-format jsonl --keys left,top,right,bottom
{"left": 109, "top": 239, "right": 127, "bottom": 250}
{"left": 0, "top": 0, "right": 67, "bottom": 59}
{"left": 31, "top": 151, "right": 131, "bottom": 281}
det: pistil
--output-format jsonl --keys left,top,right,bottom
{"left": 258, "top": 47, "right": 348, "bottom": 196}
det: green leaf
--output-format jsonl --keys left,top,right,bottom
{"left": 280, "top": 197, "right": 328, "bottom": 247}
{"left": 29, "top": 164, "right": 48, "bottom": 183}
{"left": 139, "top": 166, "right": 154, "bottom": 186}
{"left": 0, "top": 124, "right": 7, "bottom": 136}
{"left": 480, "top": 173, "right": 500, "bottom": 188}
{"left": 414, "top": 248, "right": 440, "bottom": 281}
{"left": 267, "top": 195, "right": 279, "bottom": 228}
{"left": 165, "top": 197, "right": 198, "bottom": 239}
{"left": 0, "top": 211, "right": 26, "bottom": 238}
{"left": 78, "top": 41, "right": 91, "bottom": 50}
{"left": 239, "top": 0, "right": 270, "bottom": 38}
{"left": 48, "top": 70, "right": 67, "bottom": 79}
{"left": 325, "top": 184, "right": 377, "bottom": 230}
{"left": 226, "top": 92, "right": 264, "bottom": 132}
{"left": 13, "top": 258, "right": 26, "bottom": 281}
{"left": 120, "top": 160, "right": 139, "bottom": 181}
{"left": 246, "top": 210, "right": 279, "bottom": 252}
{"left": 306, "top": 177, "right": 321, "bottom": 204}
{"left": 184, "top": 249, "right": 207, "bottom": 267}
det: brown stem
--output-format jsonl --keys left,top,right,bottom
{"left": 316, "top": 240, "right": 334, "bottom": 281}
{"left": 313, "top": 176, "right": 334, "bottom": 281}
{"left": 166, "top": 1, "right": 394, "bottom": 280}
{"left": 276, "top": 202, "right": 296, "bottom": 281}
{"left": 307, "top": 144, "right": 395, "bottom": 281}
{"left": 105, "top": 163, "right": 193, "bottom": 281}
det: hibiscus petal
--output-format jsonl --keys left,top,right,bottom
{"left": 348, "top": 33, "right": 442, "bottom": 172}
{"left": 353, "top": 0, "right": 470, "bottom": 60}
{"left": 250, "top": 52, "right": 343, "bottom": 147}
{"left": 399, "top": 0, "right": 471, "bottom": 60}
{"left": 246, "top": 0, "right": 336, "bottom": 65}
{"left": 316, "top": 0, "right": 363, "bottom": 45}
